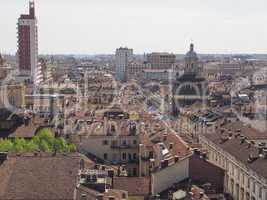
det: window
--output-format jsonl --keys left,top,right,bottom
{"left": 149, "top": 151, "right": 154, "bottom": 158}
{"left": 128, "top": 153, "right": 132, "bottom": 160}
{"left": 122, "top": 152, "right": 126, "bottom": 160}
{"left": 133, "top": 140, "right": 137, "bottom": 145}
{"left": 231, "top": 165, "right": 234, "bottom": 176}
{"left": 104, "top": 153, "right": 108, "bottom": 160}
{"left": 133, "top": 168, "right": 137, "bottom": 176}
{"left": 133, "top": 153, "right": 137, "bottom": 160}
{"left": 259, "top": 187, "right": 262, "bottom": 199}
{"left": 247, "top": 178, "right": 250, "bottom": 189}
{"left": 111, "top": 124, "right": 115, "bottom": 132}
{"left": 252, "top": 182, "right": 256, "bottom": 193}
{"left": 103, "top": 140, "right": 108, "bottom": 145}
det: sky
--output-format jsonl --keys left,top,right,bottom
{"left": 0, "top": 0, "right": 267, "bottom": 54}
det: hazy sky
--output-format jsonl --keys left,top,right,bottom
{"left": 1, "top": 0, "right": 267, "bottom": 54}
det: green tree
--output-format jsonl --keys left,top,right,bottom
{"left": 39, "top": 140, "right": 52, "bottom": 152}
{"left": 24, "top": 141, "right": 38, "bottom": 152}
{"left": 33, "top": 128, "right": 54, "bottom": 149}
{"left": 67, "top": 143, "right": 76, "bottom": 152}
{"left": 0, "top": 139, "right": 13, "bottom": 152}
{"left": 54, "top": 137, "right": 67, "bottom": 153}
{"left": 0, "top": 128, "right": 76, "bottom": 153}
{"left": 14, "top": 138, "right": 27, "bottom": 153}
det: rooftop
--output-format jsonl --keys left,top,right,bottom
{"left": 0, "top": 153, "right": 93, "bottom": 200}
{"left": 113, "top": 177, "right": 150, "bottom": 196}
{"left": 202, "top": 130, "right": 267, "bottom": 179}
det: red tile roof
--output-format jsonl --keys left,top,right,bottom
{"left": 0, "top": 153, "right": 93, "bottom": 200}
{"left": 113, "top": 177, "right": 150, "bottom": 196}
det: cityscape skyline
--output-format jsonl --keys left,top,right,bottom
{"left": 0, "top": 1, "right": 267, "bottom": 200}
{"left": 0, "top": 0, "right": 267, "bottom": 55}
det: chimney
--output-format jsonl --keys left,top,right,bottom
{"left": 174, "top": 155, "right": 179, "bottom": 163}
{"left": 80, "top": 159, "right": 85, "bottom": 170}
{"left": 163, "top": 133, "right": 167, "bottom": 141}
{"left": 262, "top": 149, "right": 267, "bottom": 159}
{"left": 23, "top": 116, "right": 30, "bottom": 126}
{"left": 160, "top": 160, "right": 167, "bottom": 168}
{"left": 165, "top": 159, "right": 169, "bottom": 167}
{"left": 200, "top": 192, "right": 204, "bottom": 198}
{"left": 129, "top": 124, "right": 136, "bottom": 135}
{"left": 169, "top": 143, "right": 173, "bottom": 150}
{"left": 240, "top": 136, "right": 246, "bottom": 144}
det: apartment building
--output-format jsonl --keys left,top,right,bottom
{"left": 146, "top": 52, "right": 176, "bottom": 69}
{"left": 115, "top": 47, "right": 133, "bottom": 82}
{"left": 73, "top": 108, "right": 192, "bottom": 195}
{"left": 17, "top": 1, "right": 38, "bottom": 78}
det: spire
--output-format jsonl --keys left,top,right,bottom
{"left": 190, "top": 43, "right": 194, "bottom": 51}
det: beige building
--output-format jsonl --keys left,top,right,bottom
{"left": 24, "top": 94, "right": 64, "bottom": 117}
{"left": 0, "top": 84, "right": 25, "bottom": 109}
{"left": 195, "top": 118, "right": 267, "bottom": 200}
{"left": 146, "top": 52, "right": 176, "bottom": 69}
{"left": 128, "top": 61, "right": 151, "bottom": 77}
{"left": 72, "top": 109, "right": 192, "bottom": 195}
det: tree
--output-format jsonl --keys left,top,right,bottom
{"left": 54, "top": 137, "right": 67, "bottom": 153}
{"left": 39, "top": 140, "right": 52, "bottom": 152}
{"left": 0, "top": 139, "right": 13, "bottom": 152}
{"left": 0, "top": 128, "right": 76, "bottom": 153}
{"left": 34, "top": 128, "right": 54, "bottom": 147}
{"left": 14, "top": 138, "right": 27, "bottom": 153}
{"left": 24, "top": 141, "right": 38, "bottom": 152}
{"left": 67, "top": 143, "right": 76, "bottom": 152}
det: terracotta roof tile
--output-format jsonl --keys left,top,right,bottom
{"left": 0, "top": 153, "right": 92, "bottom": 200}
{"left": 113, "top": 177, "right": 150, "bottom": 196}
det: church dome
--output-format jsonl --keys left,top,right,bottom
{"left": 185, "top": 43, "right": 198, "bottom": 60}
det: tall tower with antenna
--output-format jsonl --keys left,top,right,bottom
{"left": 17, "top": 1, "right": 38, "bottom": 79}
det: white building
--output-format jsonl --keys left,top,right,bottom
{"left": 115, "top": 47, "right": 133, "bottom": 82}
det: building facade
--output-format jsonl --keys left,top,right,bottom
{"left": 17, "top": 1, "right": 38, "bottom": 78}
{"left": 146, "top": 52, "right": 176, "bottom": 69}
{"left": 115, "top": 47, "right": 133, "bottom": 82}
